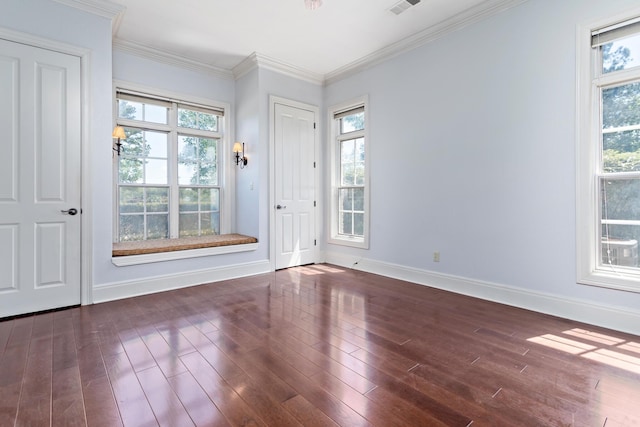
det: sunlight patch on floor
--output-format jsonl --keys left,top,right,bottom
{"left": 527, "top": 328, "right": 640, "bottom": 375}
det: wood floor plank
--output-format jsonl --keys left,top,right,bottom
{"left": 244, "top": 347, "right": 374, "bottom": 427}
{"left": 52, "top": 330, "right": 87, "bottom": 427}
{"left": 138, "top": 327, "right": 188, "bottom": 379}
{"left": 103, "top": 352, "right": 158, "bottom": 427}
{"left": 309, "top": 371, "right": 419, "bottom": 427}
{"left": 15, "top": 335, "right": 53, "bottom": 426}
{"left": 281, "top": 395, "right": 340, "bottom": 427}
{"left": 167, "top": 371, "right": 231, "bottom": 427}
{"left": 0, "top": 319, "right": 13, "bottom": 355}
{"left": 136, "top": 366, "right": 195, "bottom": 427}
{"left": 82, "top": 376, "right": 124, "bottom": 427}
{"left": 180, "top": 351, "right": 268, "bottom": 427}
{"left": 2, "top": 264, "right": 640, "bottom": 426}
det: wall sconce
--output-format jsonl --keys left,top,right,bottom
{"left": 233, "top": 142, "right": 248, "bottom": 168}
{"left": 112, "top": 126, "right": 126, "bottom": 156}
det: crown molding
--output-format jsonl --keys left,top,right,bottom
{"left": 325, "top": 0, "right": 529, "bottom": 85}
{"left": 52, "top": 0, "right": 125, "bottom": 19}
{"left": 113, "top": 39, "right": 235, "bottom": 80}
{"left": 233, "top": 52, "right": 324, "bottom": 85}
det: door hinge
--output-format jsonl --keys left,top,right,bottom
{"left": 314, "top": 239, "right": 317, "bottom": 246}
{"left": 314, "top": 122, "right": 316, "bottom": 129}
{"left": 314, "top": 201, "right": 316, "bottom": 207}
{"left": 313, "top": 161, "right": 316, "bottom": 168}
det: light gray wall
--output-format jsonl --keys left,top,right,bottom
{"left": 235, "top": 68, "right": 261, "bottom": 240}
{"left": 323, "top": 0, "right": 640, "bottom": 315}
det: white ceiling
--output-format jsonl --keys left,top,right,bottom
{"left": 109, "top": 0, "right": 522, "bottom": 82}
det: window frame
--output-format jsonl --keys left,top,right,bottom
{"left": 112, "top": 83, "right": 233, "bottom": 247}
{"left": 328, "top": 95, "right": 370, "bottom": 249}
{"left": 577, "top": 9, "right": 640, "bottom": 292}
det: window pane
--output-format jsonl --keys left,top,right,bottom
{"left": 200, "top": 213, "right": 219, "bottom": 236}
{"left": 144, "top": 104, "right": 168, "bottom": 124}
{"left": 341, "top": 140, "right": 355, "bottom": 186}
{"left": 119, "top": 215, "right": 144, "bottom": 241}
{"left": 146, "top": 187, "right": 169, "bottom": 213}
{"left": 145, "top": 159, "right": 168, "bottom": 184}
{"left": 603, "top": 133, "right": 640, "bottom": 173}
{"left": 145, "top": 131, "right": 168, "bottom": 158}
{"left": 601, "top": 82, "right": 640, "bottom": 173}
{"left": 353, "top": 188, "right": 364, "bottom": 211}
{"left": 120, "top": 128, "right": 146, "bottom": 157}
{"left": 211, "top": 212, "right": 220, "bottom": 234}
{"left": 179, "top": 213, "right": 199, "bottom": 237}
{"left": 178, "top": 108, "right": 219, "bottom": 132}
{"left": 602, "top": 33, "right": 640, "bottom": 74}
{"left": 340, "top": 212, "right": 353, "bottom": 235}
{"left": 340, "top": 189, "right": 353, "bottom": 210}
{"left": 179, "top": 188, "right": 199, "bottom": 212}
{"left": 341, "top": 112, "right": 364, "bottom": 133}
{"left": 601, "top": 177, "right": 640, "bottom": 221}
{"left": 118, "top": 100, "right": 142, "bottom": 121}
{"left": 603, "top": 82, "right": 640, "bottom": 129}
{"left": 119, "top": 187, "right": 144, "bottom": 213}
{"left": 178, "top": 136, "right": 218, "bottom": 185}
{"left": 602, "top": 228, "right": 640, "bottom": 267}
{"left": 200, "top": 188, "right": 220, "bottom": 211}
{"left": 355, "top": 138, "right": 365, "bottom": 161}
{"left": 354, "top": 213, "right": 364, "bottom": 236}
{"left": 147, "top": 214, "right": 169, "bottom": 240}
{"left": 119, "top": 158, "right": 144, "bottom": 184}
{"left": 117, "top": 99, "right": 168, "bottom": 124}
{"left": 198, "top": 138, "right": 218, "bottom": 185}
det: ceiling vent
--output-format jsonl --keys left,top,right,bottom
{"left": 389, "top": 0, "right": 421, "bottom": 15}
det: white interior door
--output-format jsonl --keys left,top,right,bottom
{"left": 274, "top": 102, "right": 317, "bottom": 269}
{"left": 0, "top": 39, "right": 81, "bottom": 318}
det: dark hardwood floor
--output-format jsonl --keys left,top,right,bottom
{"left": 1, "top": 264, "right": 639, "bottom": 426}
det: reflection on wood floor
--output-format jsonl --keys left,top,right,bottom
{"left": 1, "top": 263, "right": 639, "bottom": 426}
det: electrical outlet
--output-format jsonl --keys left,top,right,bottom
{"left": 433, "top": 251, "right": 440, "bottom": 262}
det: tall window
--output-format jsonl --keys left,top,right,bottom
{"left": 114, "top": 90, "right": 227, "bottom": 242}
{"left": 578, "top": 15, "right": 640, "bottom": 291}
{"left": 329, "top": 97, "right": 369, "bottom": 248}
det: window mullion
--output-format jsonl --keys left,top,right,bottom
{"left": 169, "top": 103, "right": 180, "bottom": 239}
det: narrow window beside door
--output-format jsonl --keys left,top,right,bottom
{"left": 578, "top": 15, "right": 640, "bottom": 291}
{"left": 328, "top": 96, "right": 369, "bottom": 249}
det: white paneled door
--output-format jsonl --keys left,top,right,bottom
{"left": 0, "top": 39, "right": 81, "bottom": 318}
{"left": 274, "top": 102, "right": 317, "bottom": 269}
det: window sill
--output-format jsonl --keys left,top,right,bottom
{"left": 328, "top": 235, "right": 368, "bottom": 249}
{"left": 112, "top": 234, "right": 258, "bottom": 266}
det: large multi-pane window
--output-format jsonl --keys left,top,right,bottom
{"left": 578, "top": 16, "right": 640, "bottom": 290}
{"left": 329, "top": 97, "right": 369, "bottom": 248}
{"left": 115, "top": 90, "right": 225, "bottom": 242}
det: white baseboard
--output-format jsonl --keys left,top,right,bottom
{"left": 325, "top": 251, "right": 640, "bottom": 336}
{"left": 93, "top": 260, "right": 271, "bottom": 304}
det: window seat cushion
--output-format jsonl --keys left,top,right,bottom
{"left": 112, "top": 233, "right": 258, "bottom": 257}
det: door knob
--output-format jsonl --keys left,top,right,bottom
{"left": 276, "top": 204, "right": 287, "bottom": 210}
{"left": 61, "top": 208, "right": 78, "bottom": 216}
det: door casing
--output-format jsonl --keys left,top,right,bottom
{"left": 0, "top": 27, "right": 92, "bottom": 307}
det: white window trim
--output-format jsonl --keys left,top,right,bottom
{"left": 576, "top": 8, "right": 640, "bottom": 293}
{"left": 327, "top": 95, "right": 370, "bottom": 249}
{"left": 112, "top": 81, "right": 238, "bottom": 265}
